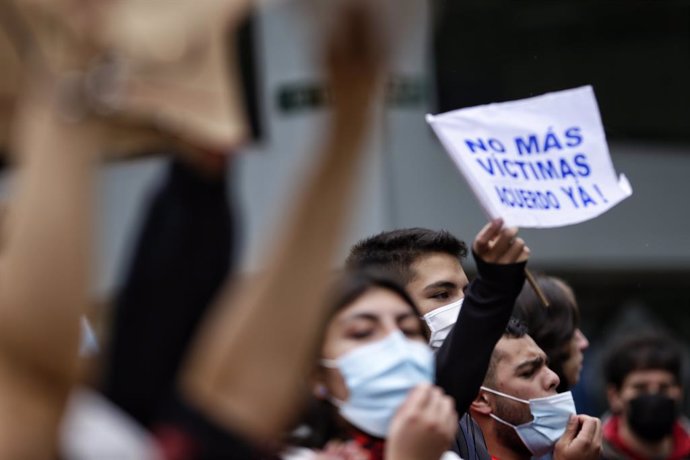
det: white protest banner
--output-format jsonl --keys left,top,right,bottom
{"left": 426, "top": 86, "right": 632, "bottom": 228}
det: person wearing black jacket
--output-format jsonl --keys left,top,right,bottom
{"left": 345, "top": 219, "right": 528, "bottom": 459}
{"left": 101, "top": 156, "right": 235, "bottom": 429}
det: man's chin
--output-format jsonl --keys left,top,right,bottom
{"left": 495, "top": 421, "right": 533, "bottom": 457}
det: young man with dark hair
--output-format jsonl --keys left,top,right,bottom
{"left": 470, "top": 320, "right": 602, "bottom": 460}
{"left": 347, "top": 227, "right": 469, "bottom": 293}
{"left": 347, "top": 220, "right": 529, "bottom": 458}
{"left": 602, "top": 333, "right": 690, "bottom": 460}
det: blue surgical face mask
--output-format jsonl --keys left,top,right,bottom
{"left": 321, "top": 330, "right": 435, "bottom": 438}
{"left": 481, "top": 386, "right": 576, "bottom": 457}
{"left": 422, "top": 297, "right": 464, "bottom": 351}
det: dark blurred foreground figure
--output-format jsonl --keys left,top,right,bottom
{"left": 513, "top": 274, "right": 590, "bottom": 393}
{"left": 100, "top": 3, "right": 392, "bottom": 459}
{"left": 0, "top": 0, "right": 391, "bottom": 458}
{"left": 1, "top": 0, "right": 259, "bottom": 455}
{"left": 101, "top": 155, "right": 235, "bottom": 429}
{"left": 602, "top": 333, "right": 690, "bottom": 460}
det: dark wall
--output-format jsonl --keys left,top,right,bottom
{"left": 433, "top": 0, "right": 690, "bottom": 142}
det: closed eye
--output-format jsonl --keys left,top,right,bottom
{"left": 348, "top": 328, "right": 374, "bottom": 340}
{"left": 402, "top": 328, "right": 425, "bottom": 339}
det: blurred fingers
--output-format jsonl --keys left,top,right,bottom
{"left": 473, "top": 218, "right": 503, "bottom": 255}
{"left": 488, "top": 227, "right": 518, "bottom": 260}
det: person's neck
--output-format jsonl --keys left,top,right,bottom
{"left": 485, "top": 433, "right": 531, "bottom": 460}
{"left": 619, "top": 417, "right": 674, "bottom": 459}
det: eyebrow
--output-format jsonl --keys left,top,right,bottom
{"left": 423, "top": 280, "right": 458, "bottom": 292}
{"left": 342, "top": 311, "right": 417, "bottom": 323}
{"left": 341, "top": 312, "right": 379, "bottom": 323}
{"left": 515, "top": 356, "right": 545, "bottom": 374}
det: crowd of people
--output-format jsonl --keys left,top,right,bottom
{"left": 0, "top": 1, "right": 687, "bottom": 459}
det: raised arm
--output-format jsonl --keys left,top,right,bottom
{"left": 0, "top": 72, "right": 100, "bottom": 457}
{"left": 181, "top": 5, "right": 386, "bottom": 443}
{"left": 435, "top": 219, "right": 529, "bottom": 416}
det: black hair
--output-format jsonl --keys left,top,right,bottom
{"left": 484, "top": 318, "right": 529, "bottom": 386}
{"left": 504, "top": 317, "right": 529, "bottom": 338}
{"left": 345, "top": 228, "right": 468, "bottom": 285}
{"left": 512, "top": 274, "right": 579, "bottom": 392}
{"left": 604, "top": 333, "right": 683, "bottom": 390}
{"left": 291, "top": 270, "right": 427, "bottom": 448}
{"left": 325, "top": 269, "right": 423, "bottom": 324}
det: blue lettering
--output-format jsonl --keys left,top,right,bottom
{"left": 494, "top": 158, "right": 507, "bottom": 177}
{"left": 546, "top": 191, "right": 560, "bottom": 209}
{"left": 593, "top": 184, "right": 608, "bottom": 203}
{"left": 561, "top": 186, "right": 578, "bottom": 208}
{"left": 515, "top": 135, "right": 540, "bottom": 155}
{"left": 514, "top": 161, "right": 533, "bottom": 180}
{"left": 488, "top": 138, "right": 506, "bottom": 153}
{"left": 559, "top": 158, "right": 577, "bottom": 179}
{"left": 573, "top": 153, "right": 591, "bottom": 177}
{"left": 465, "top": 138, "right": 488, "bottom": 153}
{"left": 519, "top": 189, "right": 536, "bottom": 209}
{"left": 579, "top": 185, "right": 596, "bottom": 207}
{"left": 495, "top": 187, "right": 561, "bottom": 210}
{"left": 543, "top": 129, "right": 563, "bottom": 152}
{"left": 476, "top": 158, "right": 496, "bottom": 176}
{"left": 536, "top": 160, "right": 560, "bottom": 180}
{"left": 496, "top": 186, "right": 510, "bottom": 206}
{"left": 502, "top": 160, "right": 519, "bottom": 178}
{"left": 565, "top": 126, "right": 583, "bottom": 147}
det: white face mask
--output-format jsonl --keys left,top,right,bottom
{"left": 481, "top": 386, "right": 576, "bottom": 457}
{"left": 422, "top": 297, "right": 464, "bottom": 350}
{"left": 321, "top": 331, "right": 435, "bottom": 438}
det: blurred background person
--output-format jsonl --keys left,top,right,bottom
{"left": 513, "top": 274, "right": 590, "bottom": 393}
{"left": 601, "top": 333, "right": 690, "bottom": 460}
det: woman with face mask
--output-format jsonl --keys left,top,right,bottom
{"left": 285, "top": 272, "right": 460, "bottom": 460}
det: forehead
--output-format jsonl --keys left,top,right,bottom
{"left": 332, "top": 287, "right": 416, "bottom": 323}
{"left": 407, "top": 252, "right": 465, "bottom": 288}
{"left": 494, "top": 336, "right": 544, "bottom": 374}
{"left": 623, "top": 369, "right": 679, "bottom": 388}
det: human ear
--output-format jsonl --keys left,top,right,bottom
{"left": 312, "top": 382, "right": 330, "bottom": 400}
{"left": 470, "top": 390, "right": 493, "bottom": 416}
{"left": 310, "top": 368, "right": 330, "bottom": 400}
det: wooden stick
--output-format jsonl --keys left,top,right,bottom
{"left": 525, "top": 268, "right": 550, "bottom": 308}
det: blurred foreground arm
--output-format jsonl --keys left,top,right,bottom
{"left": 0, "top": 73, "right": 99, "bottom": 457}
{"left": 182, "top": 4, "right": 386, "bottom": 443}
